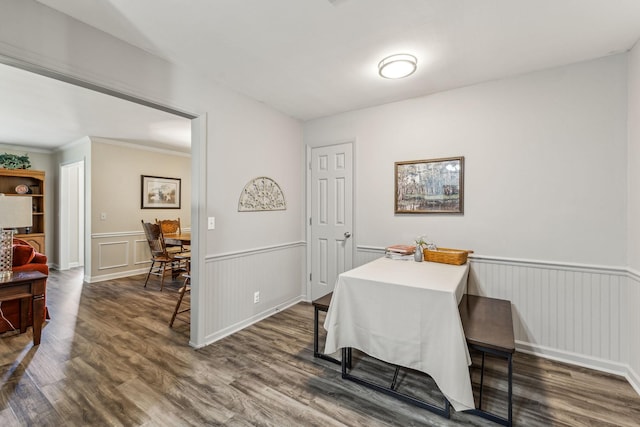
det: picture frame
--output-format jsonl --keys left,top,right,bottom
{"left": 141, "top": 175, "right": 181, "bottom": 209}
{"left": 395, "top": 156, "right": 464, "bottom": 214}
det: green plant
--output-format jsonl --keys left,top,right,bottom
{"left": 0, "top": 153, "right": 31, "bottom": 169}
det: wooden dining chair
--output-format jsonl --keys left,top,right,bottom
{"left": 170, "top": 272, "right": 191, "bottom": 327}
{"left": 141, "top": 220, "right": 189, "bottom": 291}
{"left": 156, "top": 218, "right": 184, "bottom": 253}
{"left": 156, "top": 218, "right": 181, "bottom": 234}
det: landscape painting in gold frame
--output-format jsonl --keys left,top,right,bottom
{"left": 395, "top": 156, "right": 464, "bottom": 214}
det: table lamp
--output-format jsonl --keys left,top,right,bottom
{"left": 0, "top": 194, "right": 33, "bottom": 280}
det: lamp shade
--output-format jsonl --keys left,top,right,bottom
{"left": 0, "top": 195, "right": 33, "bottom": 228}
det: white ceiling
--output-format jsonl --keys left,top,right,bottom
{"left": 0, "top": 62, "right": 192, "bottom": 152}
{"left": 5, "top": 0, "right": 640, "bottom": 151}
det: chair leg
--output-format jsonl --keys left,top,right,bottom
{"left": 170, "top": 275, "right": 190, "bottom": 327}
{"left": 170, "top": 286, "right": 187, "bottom": 327}
{"left": 144, "top": 261, "right": 155, "bottom": 287}
{"left": 160, "top": 261, "right": 166, "bottom": 291}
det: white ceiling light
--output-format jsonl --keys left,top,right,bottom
{"left": 378, "top": 54, "right": 417, "bottom": 79}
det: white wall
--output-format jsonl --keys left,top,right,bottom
{"left": 627, "top": 41, "right": 640, "bottom": 391}
{"left": 88, "top": 138, "right": 191, "bottom": 281}
{"left": 306, "top": 55, "right": 628, "bottom": 266}
{"left": 628, "top": 44, "right": 640, "bottom": 271}
{"left": 305, "top": 55, "right": 639, "bottom": 392}
{"left": 0, "top": 0, "right": 304, "bottom": 346}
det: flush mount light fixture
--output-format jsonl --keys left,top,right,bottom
{"left": 378, "top": 54, "right": 417, "bottom": 79}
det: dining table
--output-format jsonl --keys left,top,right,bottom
{"left": 323, "top": 256, "right": 474, "bottom": 415}
{"left": 163, "top": 232, "right": 191, "bottom": 247}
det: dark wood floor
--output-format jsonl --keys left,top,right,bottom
{"left": 1, "top": 268, "right": 639, "bottom": 426}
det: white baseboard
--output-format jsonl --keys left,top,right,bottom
{"left": 627, "top": 365, "right": 640, "bottom": 397}
{"left": 516, "top": 340, "right": 630, "bottom": 378}
{"left": 191, "top": 295, "right": 303, "bottom": 348}
{"left": 85, "top": 267, "right": 148, "bottom": 283}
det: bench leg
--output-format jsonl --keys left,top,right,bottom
{"left": 465, "top": 348, "right": 513, "bottom": 427}
{"left": 508, "top": 353, "right": 513, "bottom": 427}
{"left": 313, "top": 306, "right": 320, "bottom": 356}
{"left": 479, "top": 352, "right": 486, "bottom": 410}
{"left": 391, "top": 366, "right": 400, "bottom": 390}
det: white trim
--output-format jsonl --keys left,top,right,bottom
{"left": 629, "top": 366, "right": 640, "bottom": 397}
{"left": 357, "top": 245, "right": 385, "bottom": 253}
{"left": 470, "top": 253, "right": 627, "bottom": 275}
{"left": 516, "top": 340, "right": 628, "bottom": 377}
{"left": 357, "top": 245, "right": 629, "bottom": 275}
{"left": 516, "top": 341, "right": 640, "bottom": 397}
{"left": 0, "top": 142, "right": 53, "bottom": 154}
{"left": 93, "top": 231, "right": 143, "bottom": 239}
{"left": 628, "top": 267, "right": 640, "bottom": 281}
{"left": 92, "top": 228, "right": 191, "bottom": 239}
{"left": 94, "top": 137, "right": 191, "bottom": 157}
{"left": 85, "top": 267, "right": 148, "bottom": 283}
{"left": 206, "top": 241, "right": 306, "bottom": 262}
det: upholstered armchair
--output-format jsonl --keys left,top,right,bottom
{"left": 12, "top": 238, "right": 49, "bottom": 275}
{"left": 0, "top": 238, "right": 49, "bottom": 334}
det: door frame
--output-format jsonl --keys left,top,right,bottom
{"left": 0, "top": 54, "right": 206, "bottom": 346}
{"left": 305, "top": 140, "right": 356, "bottom": 301}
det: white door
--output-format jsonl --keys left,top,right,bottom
{"left": 310, "top": 143, "right": 353, "bottom": 300}
{"left": 60, "top": 160, "right": 85, "bottom": 270}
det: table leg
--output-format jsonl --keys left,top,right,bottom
{"left": 341, "top": 347, "right": 450, "bottom": 418}
{"left": 19, "top": 297, "right": 29, "bottom": 333}
{"left": 32, "top": 294, "right": 44, "bottom": 346}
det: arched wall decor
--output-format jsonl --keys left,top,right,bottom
{"left": 238, "top": 177, "right": 286, "bottom": 211}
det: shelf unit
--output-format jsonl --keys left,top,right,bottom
{"left": 0, "top": 168, "right": 45, "bottom": 254}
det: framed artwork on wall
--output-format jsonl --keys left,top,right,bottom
{"left": 141, "top": 175, "right": 181, "bottom": 209}
{"left": 395, "top": 156, "right": 464, "bottom": 214}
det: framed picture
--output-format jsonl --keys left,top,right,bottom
{"left": 395, "top": 156, "right": 464, "bottom": 214}
{"left": 141, "top": 175, "right": 181, "bottom": 209}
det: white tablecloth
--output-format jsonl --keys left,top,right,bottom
{"left": 323, "top": 257, "right": 474, "bottom": 411}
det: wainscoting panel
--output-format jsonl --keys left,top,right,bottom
{"left": 468, "top": 258, "right": 627, "bottom": 366}
{"left": 97, "top": 241, "right": 129, "bottom": 270}
{"left": 134, "top": 239, "right": 151, "bottom": 265}
{"left": 89, "top": 231, "right": 153, "bottom": 282}
{"left": 627, "top": 272, "right": 640, "bottom": 394}
{"left": 355, "top": 246, "right": 385, "bottom": 266}
{"left": 201, "top": 242, "right": 305, "bottom": 345}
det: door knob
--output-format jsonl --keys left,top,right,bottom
{"left": 344, "top": 232, "right": 351, "bottom": 238}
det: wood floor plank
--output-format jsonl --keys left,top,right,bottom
{"left": 1, "top": 268, "right": 639, "bottom": 426}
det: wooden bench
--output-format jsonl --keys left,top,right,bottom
{"left": 458, "top": 294, "right": 515, "bottom": 427}
{"left": 312, "top": 292, "right": 341, "bottom": 364}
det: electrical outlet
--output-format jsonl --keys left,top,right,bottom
{"left": 253, "top": 291, "right": 260, "bottom": 304}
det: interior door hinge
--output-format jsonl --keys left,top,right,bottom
{"left": 310, "top": 273, "right": 312, "bottom": 281}
{"left": 309, "top": 217, "right": 312, "bottom": 226}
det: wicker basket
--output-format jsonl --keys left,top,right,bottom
{"left": 423, "top": 247, "right": 473, "bottom": 265}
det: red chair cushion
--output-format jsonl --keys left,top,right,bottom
{"left": 12, "top": 244, "right": 36, "bottom": 267}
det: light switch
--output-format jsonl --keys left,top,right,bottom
{"left": 208, "top": 216, "right": 215, "bottom": 230}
